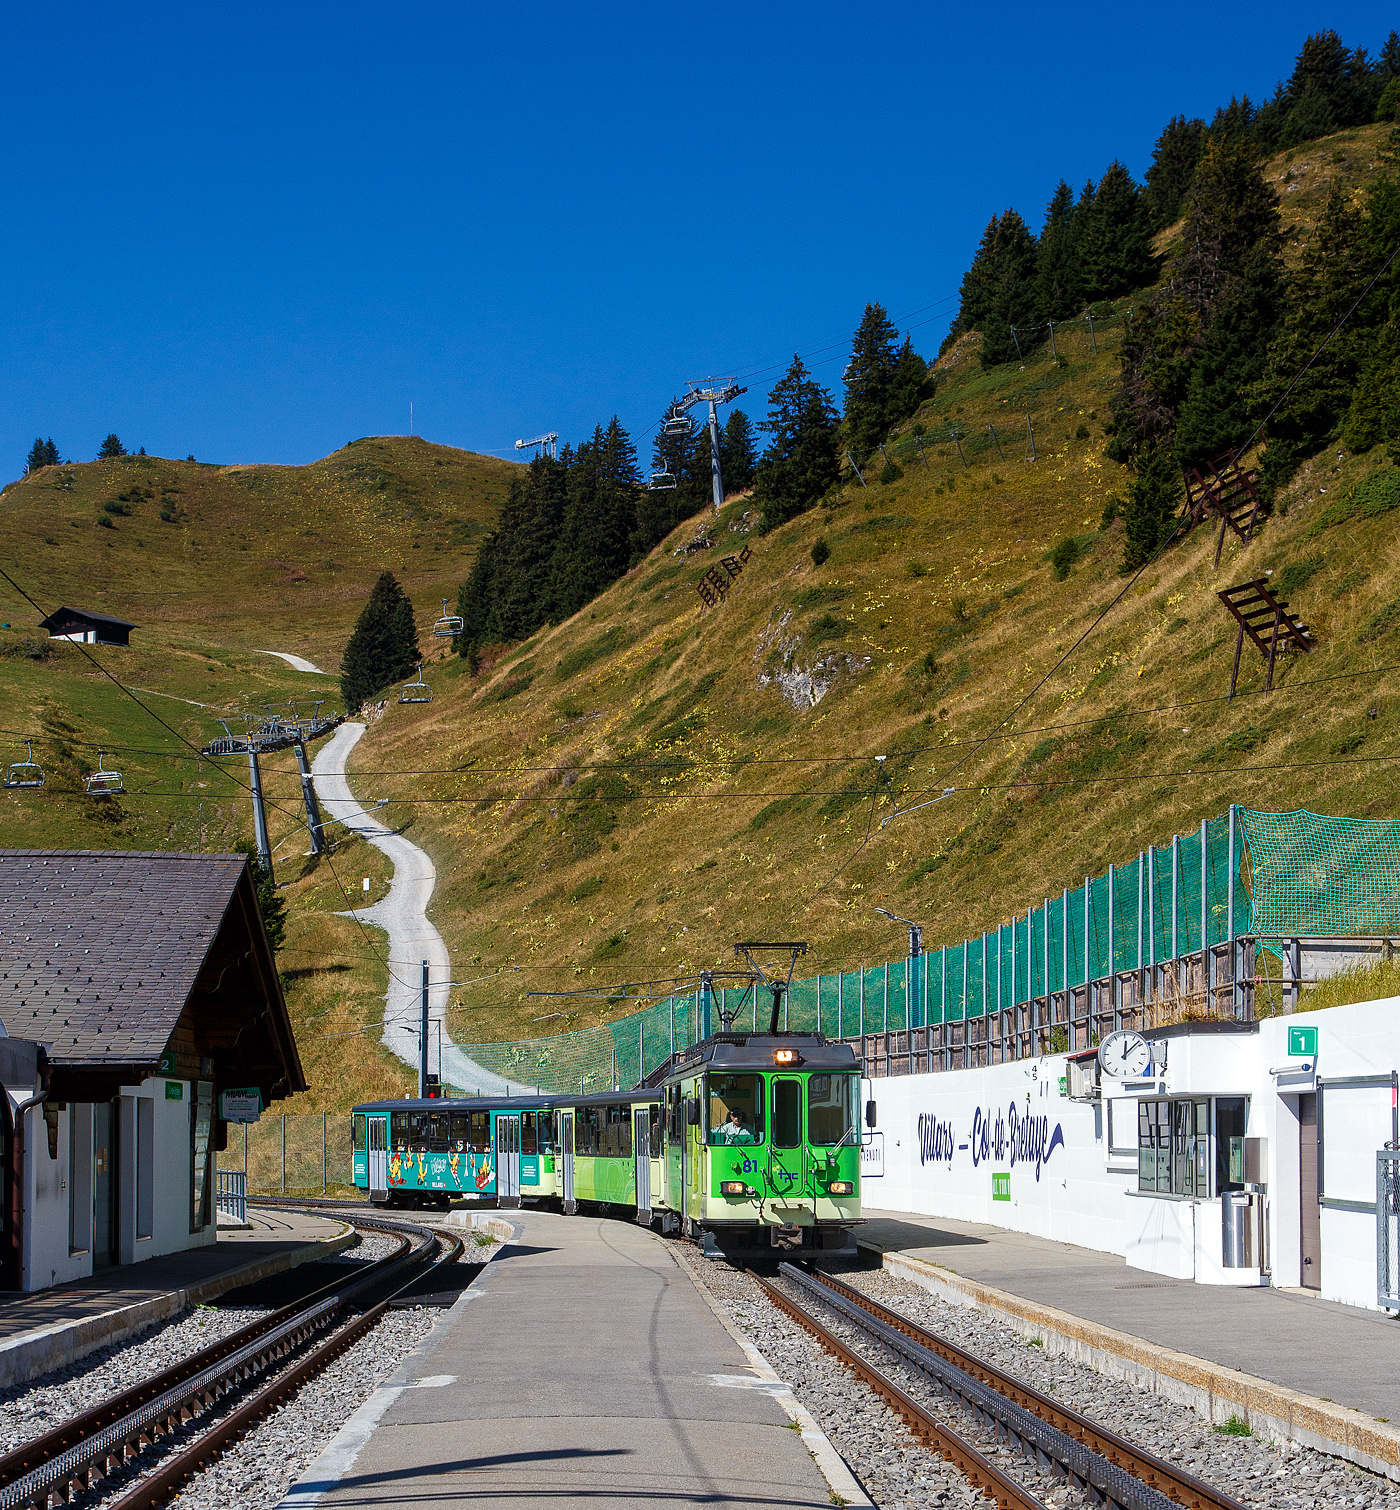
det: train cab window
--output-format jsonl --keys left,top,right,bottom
{"left": 666, "top": 1086, "right": 681, "bottom": 1141}
{"left": 808, "top": 1074, "right": 855, "bottom": 1145}
{"left": 353, "top": 1114, "right": 367, "bottom": 1153}
{"left": 709, "top": 1074, "right": 764, "bottom": 1146}
{"left": 773, "top": 1079, "right": 803, "bottom": 1148}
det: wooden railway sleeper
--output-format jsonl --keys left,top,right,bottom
{"left": 780, "top": 1264, "right": 1181, "bottom": 1510}
{"left": 810, "top": 1270, "right": 1244, "bottom": 1510}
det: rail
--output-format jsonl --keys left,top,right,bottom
{"left": 755, "top": 1262, "right": 1247, "bottom": 1510}
{"left": 0, "top": 1209, "right": 459, "bottom": 1510}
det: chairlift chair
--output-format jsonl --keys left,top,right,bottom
{"left": 648, "top": 468, "right": 678, "bottom": 492}
{"left": 663, "top": 414, "right": 692, "bottom": 437}
{"left": 399, "top": 662, "right": 433, "bottom": 704}
{"left": 3, "top": 740, "right": 45, "bottom": 789}
{"left": 432, "top": 598, "right": 465, "bottom": 638}
{"left": 84, "top": 750, "right": 124, "bottom": 797}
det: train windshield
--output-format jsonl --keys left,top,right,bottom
{"left": 709, "top": 1074, "right": 764, "bottom": 1145}
{"left": 807, "top": 1074, "right": 856, "bottom": 1145}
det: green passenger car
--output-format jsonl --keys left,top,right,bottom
{"left": 654, "top": 1033, "right": 862, "bottom": 1259}
{"left": 552, "top": 1090, "right": 663, "bottom": 1220}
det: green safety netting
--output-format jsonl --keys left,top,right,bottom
{"left": 452, "top": 808, "right": 1397, "bottom": 1093}
{"left": 1239, "top": 808, "right": 1400, "bottom": 938}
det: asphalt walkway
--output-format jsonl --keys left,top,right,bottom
{"left": 285, "top": 1209, "right": 843, "bottom": 1509}
{"left": 860, "top": 1207, "right": 1400, "bottom": 1424}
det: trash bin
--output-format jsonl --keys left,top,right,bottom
{"left": 1222, "top": 1190, "right": 1252, "bottom": 1267}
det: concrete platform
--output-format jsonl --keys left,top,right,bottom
{"left": 283, "top": 1209, "right": 863, "bottom": 1509}
{"left": 0, "top": 1206, "right": 353, "bottom": 1388}
{"left": 861, "top": 1207, "right": 1400, "bottom": 1479}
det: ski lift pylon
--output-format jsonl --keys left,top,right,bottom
{"left": 84, "top": 749, "right": 124, "bottom": 797}
{"left": 399, "top": 662, "right": 433, "bottom": 704}
{"left": 432, "top": 597, "right": 465, "bottom": 638}
{"left": 3, "top": 740, "right": 45, "bottom": 790}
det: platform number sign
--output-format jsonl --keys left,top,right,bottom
{"left": 992, "top": 1172, "right": 1011, "bottom": 1202}
{"left": 1287, "top": 1024, "right": 1318, "bottom": 1058}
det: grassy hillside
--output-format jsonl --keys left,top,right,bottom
{"left": 345, "top": 124, "right": 1400, "bottom": 1056}
{"left": 6, "top": 127, "right": 1398, "bottom": 1111}
{"left": 0, "top": 435, "right": 515, "bottom": 1110}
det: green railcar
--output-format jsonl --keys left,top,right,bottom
{"left": 552, "top": 1090, "right": 664, "bottom": 1222}
{"left": 654, "top": 1033, "right": 863, "bottom": 1259}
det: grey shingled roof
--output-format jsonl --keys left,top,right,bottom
{"left": 0, "top": 850, "right": 247, "bottom": 1065}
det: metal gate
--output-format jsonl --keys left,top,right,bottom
{"left": 1380, "top": 1150, "right": 1400, "bottom": 1311}
{"left": 560, "top": 1112, "right": 575, "bottom": 1215}
{"left": 498, "top": 1115, "right": 521, "bottom": 1206}
{"left": 634, "top": 1108, "right": 651, "bottom": 1226}
{"left": 368, "top": 1117, "right": 388, "bottom": 1202}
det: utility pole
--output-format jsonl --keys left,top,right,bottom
{"left": 418, "top": 960, "right": 429, "bottom": 1099}
{"left": 661, "top": 379, "right": 747, "bottom": 509}
{"left": 295, "top": 741, "right": 325, "bottom": 855}
{"left": 247, "top": 749, "right": 272, "bottom": 876}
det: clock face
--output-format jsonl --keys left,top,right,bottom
{"left": 1097, "top": 1030, "right": 1151, "bottom": 1078}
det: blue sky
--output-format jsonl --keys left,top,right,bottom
{"left": 2, "top": 3, "right": 1395, "bottom": 474}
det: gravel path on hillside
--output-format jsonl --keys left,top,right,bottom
{"left": 676, "top": 1249, "right": 1400, "bottom": 1510}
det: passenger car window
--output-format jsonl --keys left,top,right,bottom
{"left": 708, "top": 1074, "right": 764, "bottom": 1146}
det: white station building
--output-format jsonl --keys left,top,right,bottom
{"left": 863, "top": 993, "right": 1399, "bottom": 1311}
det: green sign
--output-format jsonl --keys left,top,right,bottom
{"left": 158, "top": 1052, "right": 176, "bottom": 1074}
{"left": 165, "top": 1080, "right": 184, "bottom": 1101}
{"left": 1287, "top": 1024, "right": 1318, "bottom": 1057}
{"left": 992, "top": 1172, "right": 1011, "bottom": 1202}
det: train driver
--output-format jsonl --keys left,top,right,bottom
{"left": 718, "top": 1108, "right": 756, "bottom": 1145}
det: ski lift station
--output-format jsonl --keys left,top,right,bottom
{"left": 37, "top": 607, "right": 137, "bottom": 647}
{"left": 0, "top": 850, "right": 304, "bottom": 1291}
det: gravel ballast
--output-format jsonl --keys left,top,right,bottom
{"left": 676, "top": 1249, "right": 1400, "bottom": 1510}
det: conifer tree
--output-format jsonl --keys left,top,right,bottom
{"left": 1249, "top": 185, "right": 1373, "bottom": 466}
{"left": 720, "top": 409, "right": 757, "bottom": 496}
{"left": 1034, "top": 181, "right": 1083, "bottom": 321}
{"left": 545, "top": 418, "right": 641, "bottom": 619}
{"left": 890, "top": 340, "right": 934, "bottom": 425}
{"left": 234, "top": 840, "right": 287, "bottom": 952}
{"left": 752, "top": 356, "right": 840, "bottom": 531}
{"left": 1281, "top": 30, "right": 1372, "bottom": 139}
{"left": 1080, "top": 162, "right": 1155, "bottom": 301}
{"left": 1120, "top": 440, "right": 1183, "bottom": 572}
{"left": 98, "top": 434, "right": 126, "bottom": 460}
{"left": 43, "top": 438, "right": 59, "bottom": 467}
{"left": 843, "top": 302, "right": 903, "bottom": 456}
{"left": 25, "top": 439, "right": 47, "bottom": 474}
{"left": 490, "top": 454, "right": 569, "bottom": 639}
{"left": 1142, "top": 117, "right": 1207, "bottom": 231}
{"left": 340, "top": 572, "right": 419, "bottom": 709}
{"left": 953, "top": 218, "right": 1002, "bottom": 336}
{"left": 977, "top": 210, "right": 1040, "bottom": 367}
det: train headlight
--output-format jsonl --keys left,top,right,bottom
{"left": 774, "top": 1048, "right": 802, "bottom": 1065}
{"left": 720, "top": 1181, "right": 751, "bottom": 1196}
{"left": 827, "top": 1180, "right": 854, "bottom": 1196}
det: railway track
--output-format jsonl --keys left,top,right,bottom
{"left": 751, "top": 1263, "right": 1248, "bottom": 1510}
{"left": 0, "top": 1208, "right": 462, "bottom": 1510}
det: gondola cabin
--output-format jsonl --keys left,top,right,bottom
{"left": 655, "top": 1033, "right": 863, "bottom": 1260}
{"left": 352, "top": 1096, "right": 558, "bottom": 1209}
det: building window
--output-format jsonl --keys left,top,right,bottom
{"left": 1137, "top": 1098, "right": 1215, "bottom": 1197}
